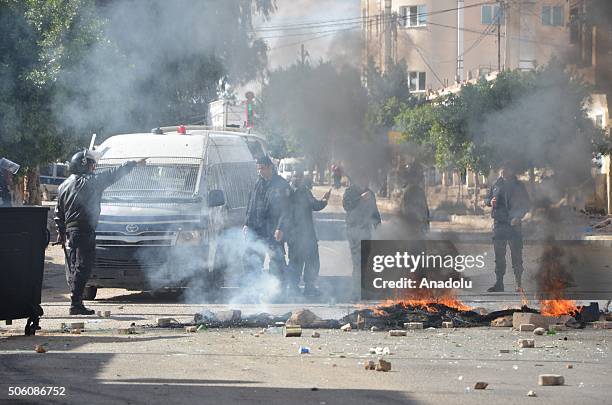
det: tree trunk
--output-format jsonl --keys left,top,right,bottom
{"left": 24, "top": 166, "right": 42, "bottom": 205}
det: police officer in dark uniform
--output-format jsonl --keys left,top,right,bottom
{"left": 54, "top": 150, "right": 145, "bottom": 315}
{"left": 287, "top": 170, "right": 330, "bottom": 297}
{"left": 484, "top": 161, "right": 530, "bottom": 292}
{"left": 243, "top": 156, "right": 291, "bottom": 297}
{"left": 343, "top": 171, "right": 381, "bottom": 301}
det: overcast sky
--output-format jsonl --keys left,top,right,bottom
{"left": 254, "top": 0, "right": 360, "bottom": 68}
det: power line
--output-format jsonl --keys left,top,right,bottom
{"left": 252, "top": 1, "right": 495, "bottom": 33}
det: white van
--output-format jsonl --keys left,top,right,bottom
{"left": 40, "top": 163, "right": 69, "bottom": 200}
{"left": 78, "top": 126, "right": 266, "bottom": 299}
{"left": 278, "top": 158, "right": 305, "bottom": 181}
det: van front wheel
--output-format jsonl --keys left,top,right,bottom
{"left": 82, "top": 286, "right": 98, "bottom": 300}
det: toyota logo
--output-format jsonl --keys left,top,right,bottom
{"left": 125, "top": 224, "right": 139, "bottom": 233}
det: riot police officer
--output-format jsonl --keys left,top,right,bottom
{"left": 243, "top": 156, "right": 291, "bottom": 298}
{"left": 343, "top": 171, "right": 381, "bottom": 301}
{"left": 484, "top": 161, "right": 530, "bottom": 292}
{"left": 54, "top": 150, "right": 145, "bottom": 315}
{"left": 287, "top": 170, "right": 330, "bottom": 297}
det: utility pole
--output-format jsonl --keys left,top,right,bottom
{"left": 497, "top": 0, "right": 502, "bottom": 71}
{"left": 457, "top": 0, "right": 465, "bottom": 82}
{"left": 384, "top": 0, "right": 393, "bottom": 70}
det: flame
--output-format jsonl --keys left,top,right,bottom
{"left": 372, "top": 289, "right": 471, "bottom": 314}
{"left": 540, "top": 299, "right": 578, "bottom": 316}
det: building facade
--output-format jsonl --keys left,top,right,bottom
{"left": 362, "top": 0, "right": 572, "bottom": 93}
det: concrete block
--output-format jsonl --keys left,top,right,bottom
{"left": 404, "top": 322, "right": 423, "bottom": 330}
{"left": 474, "top": 382, "right": 488, "bottom": 390}
{"left": 512, "top": 312, "right": 571, "bottom": 330}
{"left": 375, "top": 359, "right": 391, "bottom": 372}
{"left": 340, "top": 323, "right": 352, "bottom": 332}
{"left": 491, "top": 315, "right": 513, "bottom": 327}
{"left": 389, "top": 330, "right": 407, "bottom": 337}
{"left": 364, "top": 360, "right": 376, "bottom": 370}
{"left": 35, "top": 345, "right": 46, "bottom": 353}
{"left": 70, "top": 322, "right": 85, "bottom": 330}
{"left": 533, "top": 327, "right": 546, "bottom": 335}
{"left": 549, "top": 324, "right": 568, "bottom": 332}
{"left": 538, "top": 374, "right": 564, "bottom": 386}
{"left": 311, "top": 331, "right": 321, "bottom": 338}
{"left": 519, "top": 324, "right": 535, "bottom": 332}
{"left": 518, "top": 339, "right": 535, "bottom": 348}
{"left": 185, "top": 326, "right": 197, "bottom": 333}
{"left": 442, "top": 321, "right": 453, "bottom": 328}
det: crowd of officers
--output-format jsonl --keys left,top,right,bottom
{"left": 52, "top": 147, "right": 530, "bottom": 314}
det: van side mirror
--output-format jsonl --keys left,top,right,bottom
{"left": 207, "top": 189, "right": 225, "bottom": 207}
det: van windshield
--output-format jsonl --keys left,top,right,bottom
{"left": 97, "top": 158, "right": 201, "bottom": 203}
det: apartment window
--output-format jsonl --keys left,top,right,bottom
{"left": 542, "top": 5, "right": 564, "bottom": 26}
{"left": 481, "top": 5, "right": 502, "bottom": 24}
{"left": 400, "top": 5, "right": 427, "bottom": 28}
{"left": 409, "top": 71, "right": 426, "bottom": 92}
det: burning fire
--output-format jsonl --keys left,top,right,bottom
{"left": 540, "top": 299, "right": 578, "bottom": 316}
{"left": 372, "top": 289, "right": 471, "bottom": 315}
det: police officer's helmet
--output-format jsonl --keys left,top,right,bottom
{"left": 69, "top": 149, "right": 98, "bottom": 174}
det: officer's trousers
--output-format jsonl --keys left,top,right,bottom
{"left": 287, "top": 241, "right": 320, "bottom": 288}
{"left": 66, "top": 229, "right": 96, "bottom": 303}
{"left": 493, "top": 238, "right": 524, "bottom": 280}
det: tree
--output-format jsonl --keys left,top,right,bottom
{"left": 257, "top": 61, "right": 368, "bottom": 177}
{"left": 395, "top": 62, "right": 604, "bottom": 192}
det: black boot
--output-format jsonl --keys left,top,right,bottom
{"left": 487, "top": 277, "right": 504, "bottom": 292}
{"left": 515, "top": 275, "right": 523, "bottom": 292}
{"left": 69, "top": 297, "right": 95, "bottom": 315}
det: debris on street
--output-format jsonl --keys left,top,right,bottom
{"left": 518, "top": 339, "right": 535, "bottom": 348}
{"left": 474, "top": 382, "right": 488, "bottom": 390}
{"left": 376, "top": 359, "right": 392, "bottom": 372}
{"left": 35, "top": 345, "right": 46, "bottom": 353}
{"left": 538, "top": 374, "right": 565, "bottom": 386}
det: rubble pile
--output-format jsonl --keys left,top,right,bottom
{"left": 340, "top": 303, "right": 540, "bottom": 330}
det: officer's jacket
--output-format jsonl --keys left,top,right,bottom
{"left": 400, "top": 184, "right": 430, "bottom": 232}
{"left": 342, "top": 185, "right": 381, "bottom": 235}
{"left": 288, "top": 186, "right": 327, "bottom": 246}
{"left": 485, "top": 176, "right": 530, "bottom": 228}
{"left": 245, "top": 173, "right": 291, "bottom": 239}
{"left": 54, "top": 162, "right": 136, "bottom": 233}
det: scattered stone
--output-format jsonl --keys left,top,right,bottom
{"left": 70, "top": 329, "right": 81, "bottom": 335}
{"left": 117, "top": 327, "right": 135, "bottom": 335}
{"left": 103, "top": 310, "right": 111, "bottom": 318}
{"left": 389, "top": 330, "right": 407, "bottom": 337}
{"left": 117, "top": 306, "right": 124, "bottom": 309}
{"left": 382, "top": 347, "right": 390, "bottom": 355}
{"left": 370, "top": 326, "right": 380, "bottom": 332}
{"left": 340, "top": 323, "right": 352, "bottom": 332}
{"left": 311, "top": 331, "right": 320, "bottom": 338}
{"left": 442, "top": 321, "right": 453, "bottom": 328}
{"left": 364, "top": 360, "right": 376, "bottom": 370}
{"left": 284, "top": 326, "right": 302, "bottom": 337}
{"left": 592, "top": 321, "right": 612, "bottom": 329}
{"left": 549, "top": 324, "right": 568, "bottom": 332}
{"left": 35, "top": 345, "right": 46, "bottom": 353}
{"left": 156, "top": 317, "right": 175, "bottom": 327}
{"left": 518, "top": 339, "right": 535, "bottom": 348}
{"left": 404, "top": 322, "right": 423, "bottom": 330}
{"left": 566, "top": 364, "right": 573, "bottom": 369}
{"left": 513, "top": 312, "right": 571, "bottom": 330}
{"left": 215, "top": 309, "right": 241, "bottom": 323}
{"left": 185, "top": 326, "right": 197, "bottom": 333}
{"left": 519, "top": 324, "right": 536, "bottom": 332}
{"left": 538, "top": 374, "right": 564, "bottom": 386}
{"left": 533, "top": 327, "right": 546, "bottom": 335}
{"left": 70, "top": 322, "right": 85, "bottom": 330}
{"left": 474, "top": 382, "right": 488, "bottom": 390}
{"left": 96, "top": 311, "right": 102, "bottom": 317}
{"left": 527, "top": 390, "right": 537, "bottom": 397}
{"left": 491, "top": 315, "right": 513, "bottom": 327}
{"left": 253, "top": 333, "right": 260, "bottom": 337}
{"left": 375, "top": 359, "right": 392, "bottom": 372}
{"left": 287, "top": 309, "right": 320, "bottom": 327}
